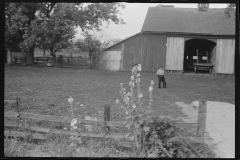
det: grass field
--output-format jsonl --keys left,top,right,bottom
{"left": 4, "top": 65, "right": 235, "bottom": 157}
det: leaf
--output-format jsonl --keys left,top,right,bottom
{"left": 143, "top": 126, "right": 150, "bottom": 132}
{"left": 134, "top": 122, "right": 140, "bottom": 129}
{"left": 126, "top": 121, "right": 132, "bottom": 129}
{"left": 129, "top": 134, "right": 134, "bottom": 141}
{"left": 125, "top": 133, "right": 131, "bottom": 138}
{"left": 139, "top": 119, "right": 144, "bottom": 124}
{"left": 125, "top": 115, "right": 131, "bottom": 120}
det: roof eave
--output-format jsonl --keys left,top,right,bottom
{"left": 103, "top": 32, "right": 141, "bottom": 51}
{"left": 141, "top": 31, "right": 235, "bottom": 37}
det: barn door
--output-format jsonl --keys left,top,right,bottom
{"left": 215, "top": 39, "right": 235, "bottom": 74}
{"left": 166, "top": 37, "right": 185, "bottom": 70}
{"left": 102, "top": 51, "right": 122, "bottom": 71}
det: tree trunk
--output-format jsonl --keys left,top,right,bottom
{"left": 26, "top": 47, "right": 34, "bottom": 65}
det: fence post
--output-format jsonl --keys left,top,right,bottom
{"left": 197, "top": 101, "right": 207, "bottom": 143}
{"left": 58, "top": 55, "right": 63, "bottom": 68}
{"left": 16, "top": 97, "right": 20, "bottom": 113}
{"left": 104, "top": 105, "right": 111, "bottom": 132}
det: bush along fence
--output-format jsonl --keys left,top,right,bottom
{"left": 4, "top": 97, "right": 206, "bottom": 151}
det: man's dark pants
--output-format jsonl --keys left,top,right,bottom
{"left": 158, "top": 75, "right": 166, "bottom": 88}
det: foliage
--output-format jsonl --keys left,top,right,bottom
{"left": 116, "top": 69, "right": 216, "bottom": 158}
{"left": 116, "top": 68, "right": 155, "bottom": 156}
{"left": 75, "top": 31, "right": 102, "bottom": 58}
{"left": 5, "top": 3, "right": 125, "bottom": 64}
{"left": 143, "top": 117, "right": 215, "bottom": 158}
{"left": 224, "top": 3, "right": 236, "bottom": 20}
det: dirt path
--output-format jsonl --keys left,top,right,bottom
{"left": 175, "top": 101, "right": 235, "bottom": 158}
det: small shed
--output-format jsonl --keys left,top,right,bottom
{"left": 5, "top": 43, "right": 27, "bottom": 64}
{"left": 96, "top": 4, "right": 235, "bottom": 74}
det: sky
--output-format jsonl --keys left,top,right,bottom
{"left": 75, "top": 3, "right": 229, "bottom": 41}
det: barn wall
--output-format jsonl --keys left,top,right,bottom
{"left": 122, "top": 33, "right": 167, "bottom": 72}
{"left": 215, "top": 39, "right": 235, "bottom": 74}
{"left": 166, "top": 37, "right": 185, "bottom": 70}
{"left": 101, "top": 32, "right": 235, "bottom": 74}
{"left": 96, "top": 51, "right": 122, "bottom": 70}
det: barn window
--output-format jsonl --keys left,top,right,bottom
{"left": 193, "top": 56, "right": 197, "bottom": 59}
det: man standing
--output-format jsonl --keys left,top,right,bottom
{"left": 156, "top": 66, "right": 166, "bottom": 88}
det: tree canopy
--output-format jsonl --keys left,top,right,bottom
{"left": 5, "top": 3, "right": 125, "bottom": 64}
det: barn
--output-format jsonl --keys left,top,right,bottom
{"left": 96, "top": 4, "right": 235, "bottom": 74}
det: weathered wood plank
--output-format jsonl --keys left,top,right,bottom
{"left": 5, "top": 111, "right": 19, "bottom": 118}
{"left": 4, "top": 131, "right": 47, "bottom": 140}
{"left": 4, "top": 120, "right": 129, "bottom": 140}
{"left": 197, "top": 101, "right": 207, "bottom": 143}
{"left": 5, "top": 111, "right": 196, "bottom": 128}
{"left": 173, "top": 122, "right": 197, "bottom": 128}
{"left": 169, "top": 136, "right": 202, "bottom": 144}
{"left": 4, "top": 100, "right": 17, "bottom": 108}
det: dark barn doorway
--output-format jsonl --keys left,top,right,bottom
{"left": 183, "top": 39, "right": 216, "bottom": 73}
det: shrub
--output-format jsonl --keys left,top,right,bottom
{"left": 116, "top": 70, "right": 216, "bottom": 158}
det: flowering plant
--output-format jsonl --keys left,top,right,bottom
{"left": 116, "top": 71, "right": 155, "bottom": 156}
{"left": 68, "top": 97, "right": 83, "bottom": 147}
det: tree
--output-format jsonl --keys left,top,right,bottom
{"left": 224, "top": 3, "right": 236, "bottom": 20}
{"left": 5, "top": 3, "right": 125, "bottom": 65}
{"left": 5, "top": 3, "right": 56, "bottom": 64}
{"left": 75, "top": 31, "right": 102, "bottom": 58}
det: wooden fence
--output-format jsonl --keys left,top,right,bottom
{"left": 4, "top": 98, "right": 207, "bottom": 148}
{"left": 13, "top": 55, "right": 92, "bottom": 69}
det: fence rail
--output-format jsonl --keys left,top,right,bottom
{"left": 4, "top": 98, "right": 207, "bottom": 147}
{"left": 13, "top": 55, "right": 92, "bottom": 69}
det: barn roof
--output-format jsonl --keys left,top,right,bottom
{"left": 104, "top": 32, "right": 140, "bottom": 50}
{"left": 141, "top": 5, "right": 235, "bottom": 36}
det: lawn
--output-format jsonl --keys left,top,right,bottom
{"left": 4, "top": 65, "right": 235, "bottom": 157}
{"left": 4, "top": 65, "right": 235, "bottom": 119}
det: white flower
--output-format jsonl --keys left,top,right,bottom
{"left": 124, "top": 97, "right": 129, "bottom": 103}
{"left": 137, "top": 78, "right": 141, "bottom": 83}
{"left": 132, "top": 83, "right": 135, "bottom": 87}
{"left": 132, "top": 104, "right": 136, "bottom": 108}
{"left": 71, "top": 118, "right": 77, "bottom": 126}
{"left": 129, "top": 81, "right": 132, "bottom": 86}
{"left": 68, "top": 97, "right": 74, "bottom": 103}
{"left": 138, "top": 93, "right": 143, "bottom": 98}
{"left": 80, "top": 104, "right": 83, "bottom": 107}
{"left": 151, "top": 80, "right": 154, "bottom": 85}
{"left": 137, "top": 73, "right": 140, "bottom": 77}
{"left": 126, "top": 111, "right": 128, "bottom": 115}
{"left": 73, "top": 125, "right": 77, "bottom": 129}
{"left": 126, "top": 92, "right": 131, "bottom": 96}
{"left": 149, "top": 86, "right": 153, "bottom": 92}
{"left": 131, "top": 75, "right": 134, "bottom": 80}
{"left": 116, "top": 99, "right": 119, "bottom": 104}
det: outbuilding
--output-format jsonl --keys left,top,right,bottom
{"left": 96, "top": 4, "right": 235, "bottom": 74}
{"left": 5, "top": 42, "right": 27, "bottom": 64}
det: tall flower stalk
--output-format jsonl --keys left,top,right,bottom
{"left": 117, "top": 70, "right": 155, "bottom": 156}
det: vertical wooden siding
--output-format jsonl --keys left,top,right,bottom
{"left": 166, "top": 37, "right": 185, "bottom": 70}
{"left": 122, "top": 33, "right": 167, "bottom": 72}
{"left": 98, "top": 51, "right": 122, "bottom": 70}
{"left": 215, "top": 39, "right": 235, "bottom": 74}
